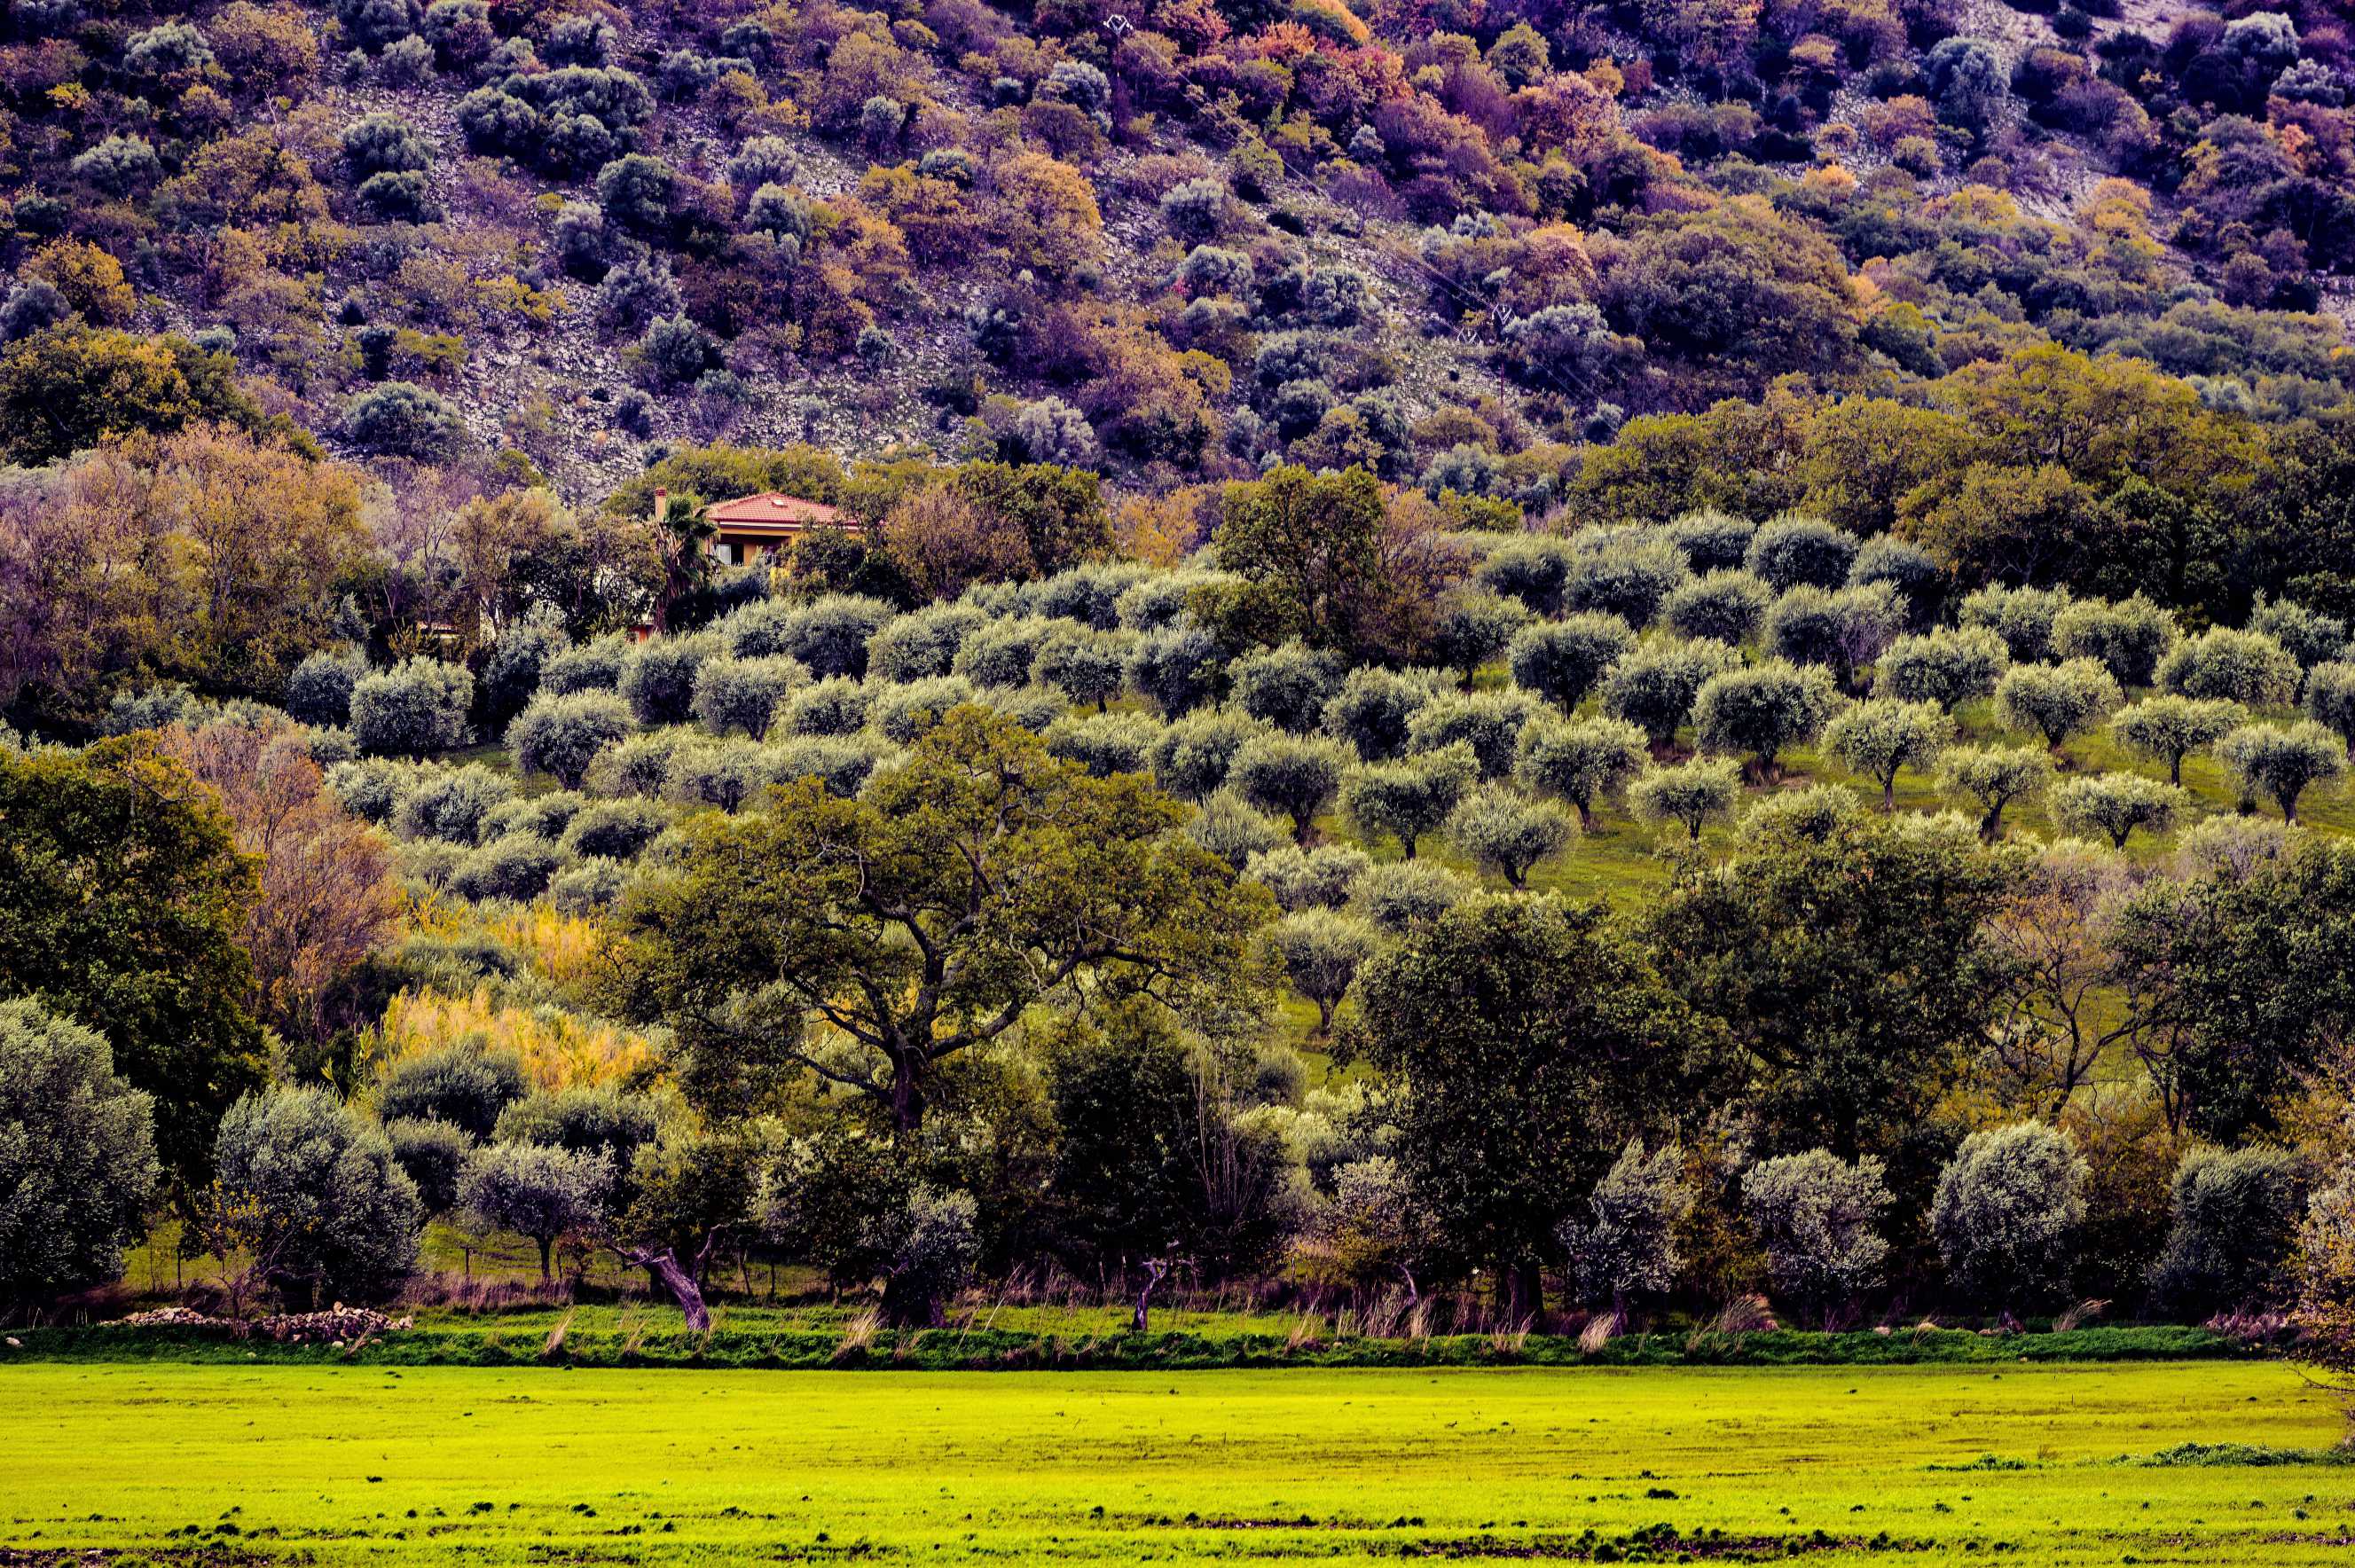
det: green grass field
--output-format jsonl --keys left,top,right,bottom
{"left": 3, "top": 1361, "right": 2349, "bottom": 1564}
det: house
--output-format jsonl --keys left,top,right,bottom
{"left": 654, "top": 486, "right": 860, "bottom": 568}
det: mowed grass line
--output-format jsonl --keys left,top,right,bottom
{"left": 1, "top": 1362, "right": 2348, "bottom": 1564}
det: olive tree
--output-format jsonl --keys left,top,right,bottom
{"left": 2048, "top": 772, "right": 2185, "bottom": 849}
{"left": 2111, "top": 695, "right": 2244, "bottom": 784}
{"left": 1931, "top": 1121, "right": 2087, "bottom": 1309}
{"left": 286, "top": 648, "right": 368, "bottom": 728}
{"left": 1323, "top": 666, "right": 1440, "bottom": 761}
{"left": 1033, "top": 627, "right": 1132, "bottom": 712}
{"left": 1427, "top": 591, "right": 1532, "bottom": 687}
{"left": 2304, "top": 662, "right": 2355, "bottom": 756}
{"left": 1263, "top": 909, "right": 1382, "bottom": 1034}
{"left": 375, "top": 1044, "right": 528, "bottom": 1139}
{"left": 0, "top": 1000, "right": 158, "bottom": 1305}
{"left": 1231, "top": 640, "right": 1343, "bottom": 733}
{"left": 1347, "top": 860, "right": 1475, "bottom": 935}
{"left": 1407, "top": 690, "right": 1543, "bottom": 780}
{"left": 691, "top": 654, "right": 809, "bottom": 740}
{"left": 1600, "top": 639, "right": 1741, "bottom": 747}
{"left": 1739, "top": 1149, "right": 1891, "bottom": 1325}
{"left": 1443, "top": 786, "right": 1577, "bottom": 889}
{"left": 458, "top": 1141, "right": 613, "bottom": 1281}
{"left": 618, "top": 634, "right": 718, "bottom": 726}
{"left": 1661, "top": 568, "right": 1773, "bottom": 645}
{"left": 1745, "top": 514, "right": 1857, "bottom": 591}
{"left": 1935, "top": 745, "right": 2053, "bottom": 841}
{"left": 1506, "top": 613, "right": 1637, "bottom": 712}
{"left": 209, "top": 1087, "right": 423, "bottom": 1308}
{"left": 1876, "top": 627, "right": 2008, "bottom": 711}
{"left": 1244, "top": 843, "right": 1373, "bottom": 911}
{"left": 1959, "top": 584, "right": 2071, "bottom": 663}
{"left": 2215, "top": 720, "right": 2346, "bottom": 822}
{"left": 2151, "top": 1145, "right": 2308, "bottom": 1314}
{"left": 1516, "top": 715, "right": 1649, "bottom": 829}
{"left": 1226, "top": 733, "right": 1355, "bottom": 845}
{"left": 507, "top": 690, "right": 633, "bottom": 788}
{"left": 1692, "top": 661, "right": 1843, "bottom": 779}
{"left": 1629, "top": 757, "right": 1742, "bottom": 841}
{"left": 1338, "top": 743, "right": 1477, "bottom": 858}
{"left": 1762, "top": 582, "right": 1903, "bottom": 689}
{"left": 2159, "top": 626, "right": 2301, "bottom": 707}
{"left": 350, "top": 657, "right": 472, "bottom": 757}
{"left": 1821, "top": 698, "right": 1952, "bottom": 810}
{"left": 1150, "top": 708, "right": 1268, "bottom": 801}
{"left": 2051, "top": 594, "right": 2180, "bottom": 686}
{"left": 1563, "top": 537, "right": 1689, "bottom": 627}
{"left": 1557, "top": 1140, "right": 1692, "bottom": 1318}
{"left": 1994, "top": 659, "right": 2123, "bottom": 751}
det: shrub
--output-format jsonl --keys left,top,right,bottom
{"left": 1629, "top": 757, "right": 1741, "bottom": 841}
{"left": 1508, "top": 614, "right": 1637, "bottom": 712}
{"left": 1745, "top": 515, "right": 1858, "bottom": 592}
{"left": 71, "top": 136, "right": 164, "bottom": 199}
{"left": 349, "top": 657, "right": 471, "bottom": 757}
{"left": 375, "top": 1044, "right": 526, "bottom": 1140}
{"left": 508, "top": 691, "right": 633, "bottom": 789}
{"left": 1662, "top": 569, "right": 1773, "bottom": 645}
{"left": 1932, "top": 1121, "right": 2088, "bottom": 1309}
{"left": 0, "top": 1000, "right": 157, "bottom": 1305}
{"left": 618, "top": 635, "right": 718, "bottom": 726}
{"left": 1740, "top": 1149, "right": 1892, "bottom": 1323}
{"left": 286, "top": 648, "right": 368, "bottom": 727}
{"left": 1763, "top": 583, "right": 1904, "bottom": 686}
{"left": 447, "top": 835, "right": 566, "bottom": 901}
{"left": 1444, "top": 787, "right": 1577, "bottom": 889}
{"left": 212, "top": 1087, "right": 423, "bottom": 1307}
{"left": 2151, "top": 1146, "right": 2307, "bottom": 1313}
{"left": 2250, "top": 598, "right": 2347, "bottom": 676}
{"left": 326, "top": 757, "right": 418, "bottom": 823}
{"left": 1558, "top": 1140, "right": 1692, "bottom": 1314}
{"left": 384, "top": 1117, "right": 472, "bottom": 1218}
{"left": 344, "top": 381, "right": 466, "bottom": 459}
{"left": 392, "top": 762, "right": 513, "bottom": 844}
{"left": 1565, "top": 539, "right": 1689, "bottom": 629}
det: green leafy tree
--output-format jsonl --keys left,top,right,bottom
{"left": 1443, "top": 786, "right": 1578, "bottom": 889}
{"left": 0, "top": 739, "right": 263, "bottom": 1185}
{"left": 0, "top": 1000, "right": 159, "bottom": 1305}
{"left": 617, "top": 708, "right": 1272, "bottom": 1130}
{"left": 1601, "top": 639, "right": 1742, "bottom": 747}
{"left": 1692, "top": 660, "right": 1843, "bottom": 779}
{"left": 1931, "top": 1121, "right": 2087, "bottom": 1310}
{"left": 1265, "top": 908, "right": 1382, "bottom": 1034}
{"left": 1629, "top": 757, "right": 1741, "bottom": 841}
{"left": 1876, "top": 627, "right": 2008, "bottom": 711}
{"left": 2048, "top": 772, "right": 2185, "bottom": 848}
{"left": 1740, "top": 1149, "right": 1891, "bottom": 1325}
{"left": 211, "top": 1086, "right": 423, "bottom": 1307}
{"left": 1994, "top": 659, "right": 2123, "bottom": 751}
{"left": 1935, "top": 745, "right": 2053, "bottom": 840}
{"left": 507, "top": 690, "right": 633, "bottom": 788}
{"left": 1351, "top": 894, "right": 1715, "bottom": 1319}
{"left": 1506, "top": 614, "right": 1637, "bottom": 713}
{"left": 2304, "top": 662, "right": 2355, "bottom": 757}
{"left": 2159, "top": 626, "right": 2301, "bottom": 707}
{"left": 2215, "top": 720, "right": 2346, "bottom": 822}
{"left": 1516, "top": 715, "right": 1649, "bottom": 830}
{"left": 458, "top": 1141, "right": 612, "bottom": 1281}
{"left": 1229, "top": 733, "right": 1354, "bottom": 844}
{"left": 1338, "top": 744, "right": 1477, "bottom": 858}
{"left": 2051, "top": 594, "right": 2180, "bottom": 686}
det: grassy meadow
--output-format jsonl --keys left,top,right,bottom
{"left": 1, "top": 1361, "right": 2347, "bottom": 1564}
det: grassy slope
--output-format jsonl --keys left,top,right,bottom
{"left": 0, "top": 1361, "right": 2344, "bottom": 1564}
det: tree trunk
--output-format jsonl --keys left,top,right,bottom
{"left": 888, "top": 1059, "right": 927, "bottom": 1134}
{"left": 1401, "top": 835, "right": 1418, "bottom": 860}
{"left": 1133, "top": 1257, "right": 1170, "bottom": 1333}
{"left": 537, "top": 1235, "right": 553, "bottom": 1282}
{"left": 1574, "top": 800, "right": 1596, "bottom": 832}
{"left": 622, "top": 1244, "right": 712, "bottom": 1330}
{"left": 880, "top": 1271, "right": 945, "bottom": 1328}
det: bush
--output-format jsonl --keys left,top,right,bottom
{"left": 954, "top": 616, "right": 1058, "bottom": 689}
{"left": 1558, "top": 1140, "right": 1692, "bottom": 1313}
{"left": 384, "top": 1117, "right": 472, "bottom": 1218}
{"left": 782, "top": 595, "right": 897, "bottom": 678}
{"left": 480, "top": 623, "right": 568, "bottom": 725}
{"left": 1150, "top": 708, "right": 1268, "bottom": 801}
{"left": 585, "top": 731, "right": 684, "bottom": 798}
{"left": 350, "top": 657, "right": 471, "bottom": 757}
{"left": 663, "top": 738, "right": 775, "bottom": 812}
{"left": 559, "top": 798, "right": 668, "bottom": 861}
{"left": 1126, "top": 623, "right": 1226, "bottom": 716}
{"left": 867, "top": 604, "right": 986, "bottom": 683}
{"left": 326, "top": 757, "right": 418, "bottom": 823}
{"left": 619, "top": 635, "right": 718, "bottom": 726}
{"left": 541, "top": 634, "right": 630, "bottom": 694}
{"left": 1932, "top": 1121, "right": 2088, "bottom": 1309}
{"left": 1033, "top": 628, "right": 1132, "bottom": 711}
{"left": 1564, "top": 540, "right": 1689, "bottom": 628}
{"left": 1848, "top": 537, "right": 1943, "bottom": 629}
{"left": 1665, "top": 509, "right": 1755, "bottom": 571}
{"left": 286, "top": 648, "right": 368, "bottom": 727}
{"left": 1740, "top": 1149, "right": 1892, "bottom": 1323}
{"left": 213, "top": 1087, "right": 423, "bottom": 1307}
{"left": 2151, "top": 1146, "right": 2307, "bottom": 1313}
{"left": 1745, "top": 515, "right": 1858, "bottom": 592}
{"left": 1475, "top": 537, "right": 1574, "bottom": 617}
{"left": 1186, "top": 788, "right": 1289, "bottom": 869}
{"left": 771, "top": 735, "right": 892, "bottom": 797}
{"left": 344, "top": 381, "right": 466, "bottom": 459}
{"left": 870, "top": 678, "right": 985, "bottom": 744}
{"left": 392, "top": 761, "right": 514, "bottom": 844}
{"left": 0, "top": 1000, "right": 157, "bottom": 1305}
{"left": 375, "top": 1045, "right": 528, "bottom": 1139}
{"left": 508, "top": 691, "right": 633, "bottom": 789}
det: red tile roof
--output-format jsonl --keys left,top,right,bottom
{"left": 705, "top": 492, "right": 847, "bottom": 530}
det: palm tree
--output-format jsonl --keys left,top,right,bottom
{"left": 651, "top": 490, "right": 713, "bottom": 632}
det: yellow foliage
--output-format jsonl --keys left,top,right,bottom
{"left": 374, "top": 985, "right": 660, "bottom": 1090}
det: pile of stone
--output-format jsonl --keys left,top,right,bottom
{"left": 114, "top": 1305, "right": 413, "bottom": 1342}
